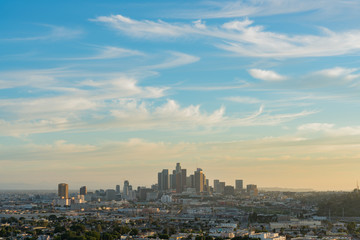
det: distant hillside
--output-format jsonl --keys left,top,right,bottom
{"left": 317, "top": 190, "right": 360, "bottom": 217}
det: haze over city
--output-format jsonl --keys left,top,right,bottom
{"left": 2, "top": 0, "right": 360, "bottom": 191}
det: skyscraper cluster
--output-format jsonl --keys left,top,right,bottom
{"left": 158, "top": 163, "right": 210, "bottom": 194}
{"left": 157, "top": 163, "right": 257, "bottom": 196}
{"left": 213, "top": 178, "right": 257, "bottom": 196}
{"left": 56, "top": 162, "right": 258, "bottom": 205}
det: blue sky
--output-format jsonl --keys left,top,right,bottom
{"left": 1, "top": 0, "right": 360, "bottom": 190}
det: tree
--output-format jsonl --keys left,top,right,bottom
{"left": 70, "top": 224, "right": 86, "bottom": 233}
{"left": 130, "top": 228, "right": 139, "bottom": 235}
{"left": 85, "top": 231, "right": 100, "bottom": 240}
{"left": 95, "top": 224, "right": 102, "bottom": 232}
{"left": 347, "top": 222, "right": 356, "bottom": 234}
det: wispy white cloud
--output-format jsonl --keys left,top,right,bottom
{"left": 145, "top": 51, "right": 200, "bottom": 69}
{"left": 177, "top": 84, "right": 248, "bottom": 91}
{"left": 224, "top": 96, "right": 261, "bottom": 104}
{"left": 0, "top": 69, "right": 169, "bottom": 136}
{"left": 91, "top": 15, "right": 194, "bottom": 38}
{"left": 315, "top": 67, "right": 360, "bottom": 81}
{"left": 216, "top": 26, "right": 360, "bottom": 57}
{"left": 248, "top": 68, "right": 286, "bottom": 81}
{"left": 298, "top": 123, "right": 360, "bottom": 136}
{"left": 59, "top": 46, "right": 144, "bottom": 60}
{"left": 175, "top": 0, "right": 326, "bottom": 19}
{"left": 29, "top": 140, "right": 97, "bottom": 154}
{"left": 171, "top": 0, "right": 360, "bottom": 20}
{"left": 93, "top": 14, "right": 360, "bottom": 58}
{"left": 0, "top": 67, "right": 73, "bottom": 90}
{"left": 293, "top": 66, "right": 360, "bottom": 89}
{"left": 0, "top": 95, "right": 314, "bottom": 136}
{"left": 109, "top": 99, "right": 315, "bottom": 130}
{"left": 110, "top": 99, "right": 226, "bottom": 129}
{"left": 1, "top": 24, "right": 82, "bottom": 41}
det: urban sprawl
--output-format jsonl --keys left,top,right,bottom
{"left": 1, "top": 163, "right": 360, "bottom": 240}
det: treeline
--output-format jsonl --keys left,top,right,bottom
{"left": 317, "top": 190, "right": 360, "bottom": 217}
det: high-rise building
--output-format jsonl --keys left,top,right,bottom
{"left": 80, "top": 186, "right": 87, "bottom": 195}
{"left": 176, "top": 162, "right": 181, "bottom": 173}
{"left": 235, "top": 180, "right": 243, "bottom": 192}
{"left": 105, "top": 189, "right": 116, "bottom": 201}
{"left": 218, "top": 181, "right": 225, "bottom": 194}
{"left": 172, "top": 163, "right": 187, "bottom": 193}
{"left": 247, "top": 184, "right": 258, "bottom": 196}
{"left": 214, "top": 179, "right": 220, "bottom": 193}
{"left": 116, "top": 185, "right": 121, "bottom": 194}
{"left": 203, "top": 173, "right": 207, "bottom": 192}
{"left": 158, "top": 169, "right": 170, "bottom": 191}
{"left": 190, "top": 174, "right": 195, "bottom": 188}
{"left": 170, "top": 170, "right": 176, "bottom": 189}
{"left": 205, "top": 179, "right": 210, "bottom": 192}
{"left": 194, "top": 168, "right": 204, "bottom": 193}
{"left": 186, "top": 176, "right": 192, "bottom": 188}
{"left": 138, "top": 187, "right": 154, "bottom": 201}
{"left": 176, "top": 171, "right": 182, "bottom": 193}
{"left": 123, "top": 180, "right": 130, "bottom": 197}
{"left": 158, "top": 172, "right": 162, "bottom": 190}
{"left": 181, "top": 169, "right": 187, "bottom": 191}
{"left": 58, "top": 183, "right": 68, "bottom": 199}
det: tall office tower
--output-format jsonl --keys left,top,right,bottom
{"left": 214, "top": 180, "right": 220, "bottom": 193}
{"left": 204, "top": 178, "right": 210, "bottom": 193}
{"left": 176, "top": 162, "right": 181, "bottom": 173}
{"left": 186, "top": 176, "right": 192, "bottom": 188}
{"left": 235, "top": 180, "right": 243, "bottom": 192}
{"left": 190, "top": 174, "right": 195, "bottom": 188}
{"left": 169, "top": 173, "right": 173, "bottom": 189}
{"left": 80, "top": 186, "right": 87, "bottom": 195}
{"left": 247, "top": 184, "right": 258, "bottom": 196}
{"left": 158, "top": 172, "right": 162, "bottom": 191}
{"left": 194, "top": 168, "right": 204, "bottom": 193}
{"left": 58, "top": 183, "right": 69, "bottom": 199}
{"left": 158, "top": 169, "right": 170, "bottom": 191}
{"left": 105, "top": 189, "right": 116, "bottom": 201}
{"left": 116, "top": 185, "right": 121, "bottom": 194}
{"left": 176, "top": 171, "right": 182, "bottom": 193}
{"left": 218, "top": 181, "right": 225, "bottom": 194}
{"left": 181, "top": 169, "right": 187, "bottom": 191}
{"left": 171, "top": 163, "right": 180, "bottom": 193}
{"left": 203, "top": 174, "right": 207, "bottom": 192}
{"left": 123, "top": 180, "right": 129, "bottom": 196}
{"left": 170, "top": 170, "right": 176, "bottom": 189}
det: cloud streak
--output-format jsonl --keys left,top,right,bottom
{"left": 58, "top": 46, "right": 144, "bottom": 61}
{"left": 93, "top": 14, "right": 360, "bottom": 58}
{"left": 145, "top": 51, "right": 200, "bottom": 70}
{"left": 298, "top": 123, "right": 360, "bottom": 136}
{"left": 1, "top": 24, "right": 82, "bottom": 41}
{"left": 174, "top": 0, "right": 326, "bottom": 19}
{"left": 248, "top": 69, "right": 286, "bottom": 81}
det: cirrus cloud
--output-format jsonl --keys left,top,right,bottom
{"left": 248, "top": 68, "right": 286, "bottom": 81}
{"left": 92, "top": 14, "right": 360, "bottom": 58}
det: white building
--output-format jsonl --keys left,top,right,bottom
{"left": 55, "top": 198, "right": 70, "bottom": 206}
{"left": 161, "top": 195, "right": 172, "bottom": 203}
{"left": 249, "top": 232, "right": 286, "bottom": 240}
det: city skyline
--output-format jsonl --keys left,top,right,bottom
{"left": 1, "top": 1, "right": 360, "bottom": 191}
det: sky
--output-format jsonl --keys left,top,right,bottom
{"left": 1, "top": 0, "right": 360, "bottom": 191}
